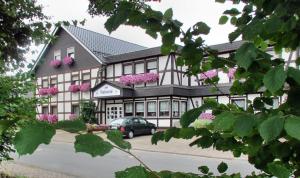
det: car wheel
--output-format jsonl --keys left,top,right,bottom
{"left": 150, "top": 128, "right": 156, "bottom": 135}
{"left": 128, "top": 131, "right": 134, "bottom": 139}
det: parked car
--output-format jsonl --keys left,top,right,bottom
{"left": 109, "top": 117, "right": 157, "bottom": 139}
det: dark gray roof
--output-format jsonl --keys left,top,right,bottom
{"left": 104, "top": 41, "right": 245, "bottom": 64}
{"left": 64, "top": 25, "right": 147, "bottom": 60}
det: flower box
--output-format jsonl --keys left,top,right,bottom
{"left": 47, "top": 87, "right": 59, "bottom": 95}
{"left": 80, "top": 83, "right": 91, "bottom": 92}
{"left": 38, "top": 88, "right": 48, "bottom": 95}
{"left": 119, "top": 73, "right": 159, "bottom": 85}
{"left": 200, "top": 70, "right": 217, "bottom": 80}
{"left": 50, "top": 59, "right": 62, "bottom": 68}
{"left": 38, "top": 114, "right": 48, "bottom": 121}
{"left": 227, "top": 68, "right": 236, "bottom": 79}
{"left": 69, "top": 84, "right": 80, "bottom": 93}
{"left": 63, "top": 56, "right": 74, "bottom": 65}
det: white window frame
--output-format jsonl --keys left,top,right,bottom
{"left": 180, "top": 101, "right": 187, "bottom": 116}
{"left": 123, "top": 64, "right": 133, "bottom": 75}
{"left": 231, "top": 97, "right": 247, "bottom": 110}
{"left": 54, "top": 50, "right": 61, "bottom": 60}
{"left": 146, "top": 100, "right": 157, "bottom": 118}
{"left": 135, "top": 63, "right": 145, "bottom": 74}
{"left": 135, "top": 101, "right": 145, "bottom": 117}
{"left": 124, "top": 102, "right": 133, "bottom": 116}
{"left": 172, "top": 100, "right": 180, "bottom": 118}
{"left": 159, "top": 100, "right": 170, "bottom": 118}
{"left": 67, "top": 47, "right": 75, "bottom": 59}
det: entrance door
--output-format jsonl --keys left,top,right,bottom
{"left": 106, "top": 104, "right": 123, "bottom": 124}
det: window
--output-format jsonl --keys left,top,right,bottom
{"left": 50, "top": 106, "right": 58, "bottom": 114}
{"left": 123, "top": 64, "right": 133, "bottom": 75}
{"left": 139, "top": 118, "right": 147, "bottom": 125}
{"left": 42, "top": 106, "right": 48, "bottom": 114}
{"left": 265, "top": 98, "right": 279, "bottom": 109}
{"left": 67, "top": 47, "right": 75, "bottom": 58}
{"left": 82, "top": 73, "right": 90, "bottom": 84}
{"left": 146, "top": 60, "right": 157, "bottom": 73}
{"left": 180, "top": 101, "right": 187, "bottom": 116}
{"left": 124, "top": 103, "right": 133, "bottom": 116}
{"left": 159, "top": 101, "right": 170, "bottom": 117}
{"left": 231, "top": 98, "right": 246, "bottom": 110}
{"left": 71, "top": 75, "right": 79, "bottom": 85}
{"left": 133, "top": 118, "right": 139, "bottom": 124}
{"left": 172, "top": 101, "right": 179, "bottom": 117}
{"left": 54, "top": 50, "right": 61, "bottom": 60}
{"left": 135, "top": 102, "right": 144, "bottom": 117}
{"left": 50, "top": 78, "right": 57, "bottom": 87}
{"left": 135, "top": 63, "right": 144, "bottom": 74}
{"left": 72, "top": 105, "right": 80, "bottom": 115}
{"left": 147, "top": 101, "right": 157, "bottom": 117}
{"left": 42, "top": 79, "right": 48, "bottom": 88}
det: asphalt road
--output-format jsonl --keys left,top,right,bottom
{"left": 13, "top": 142, "right": 257, "bottom": 178}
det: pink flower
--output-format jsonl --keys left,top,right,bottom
{"left": 50, "top": 59, "right": 62, "bottom": 68}
{"left": 80, "top": 83, "right": 91, "bottom": 92}
{"left": 38, "top": 88, "right": 48, "bottom": 95}
{"left": 63, "top": 56, "right": 74, "bottom": 65}
{"left": 48, "top": 115, "right": 58, "bottom": 123}
{"left": 69, "top": 114, "right": 78, "bottom": 120}
{"left": 200, "top": 70, "right": 217, "bottom": 80}
{"left": 47, "top": 87, "right": 59, "bottom": 95}
{"left": 227, "top": 68, "right": 236, "bottom": 79}
{"left": 119, "top": 73, "right": 159, "bottom": 85}
{"left": 38, "top": 114, "right": 48, "bottom": 121}
{"left": 200, "top": 113, "right": 215, "bottom": 120}
{"left": 69, "top": 84, "right": 80, "bottom": 93}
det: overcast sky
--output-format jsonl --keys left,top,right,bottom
{"left": 28, "top": 0, "right": 242, "bottom": 62}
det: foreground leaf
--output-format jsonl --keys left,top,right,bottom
{"left": 233, "top": 114, "right": 255, "bottom": 137}
{"left": 234, "top": 42, "right": 257, "bottom": 70}
{"left": 151, "top": 131, "right": 165, "bottom": 145}
{"left": 115, "top": 166, "right": 148, "bottom": 178}
{"left": 106, "top": 130, "right": 131, "bottom": 149}
{"left": 217, "top": 162, "right": 228, "bottom": 173}
{"left": 259, "top": 116, "right": 284, "bottom": 142}
{"left": 55, "top": 119, "right": 86, "bottom": 133}
{"left": 284, "top": 115, "right": 300, "bottom": 141}
{"left": 263, "top": 64, "right": 287, "bottom": 94}
{"left": 267, "top": 162, "right": 290, "bottom": 178}
{"left": 287, "top": 67, "right": 300, "bottom": 85}
{"left": 213, "top": 112, "right": 236, "bottom": 132}
{"left": 74, "top": 134, "right": 113, "bottom": 157}
{"left": 13, "top": 121, "right": 55, "bottom": 155}
{"left": 0, "top": 120, "right": 16, "bottom": 135}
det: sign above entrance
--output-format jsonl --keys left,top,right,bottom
{"left": 93, "top": 84, "right": 121, "bottom": 98}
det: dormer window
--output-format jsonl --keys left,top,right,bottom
{"left": 67, "top": 47, "right": 75, "bottom": 58}
{"left": 54, "top": 50, "right": 61, "bottom": 60}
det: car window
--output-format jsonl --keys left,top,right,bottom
{"left": 139, "top": 118, "right": 147, "bottom": 125}
{"left": 133, "top": 118, "right": 139, "bottom": 124}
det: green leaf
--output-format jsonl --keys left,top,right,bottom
{"left": 217, "top": 162, "right": 228, "bottom": 173}
{"left": 180, "top": 101, "right": 218, "bottom": 127}
{"left": 198, "top": 166, "right": 209, "bottom": 174}
{"left": 267, "top": 162, "right": 290, "bottom": 178}
{"left": 13, "top": 121, "right": 55, "bottom": 155}
{"left": 234, "top": 42, "right": 257, "bottom": 70}
{"left": 106, "top": 130, "right": 131, "bottom": 149}
{"left": 219, "top": 16, "right": 228, "bottom": 25}
{"left": 0, "top": 120, "right": 16, "bottom": 135}
{"left": 164, "top": 127, "right": 180, "bottom": 142}
{"left": 55, "top": 119, "right": 86, "bottom": 133}
{"left": 263, "top": 64, "right": 287, "bottom": 94}
{"left": 223, "top": 8, "right": 240, "bottom": 16}
{"left": 163, "top": 8, "right": 173, "bottom": 21}
{"left": 284, "top": 115, "right": 300, "bottom": 141}
{"left": 213, "top": 112, "right": 236, "bottom": 132}
{"left": 115, "top": 166, "right": 148, "bottom": 178}
{"left": 259, "top": 116, "right": 284, "bottom": 142}
{"left": 233, "top": 114, "right": 255, "bottom": 137}
{"left": 74, "top": 134, "right": 113, "bottom": 157}
{"left": 287, "top": 67, "right": 300, "bottom": 85}
{"left": 193, "top": 22, "right": 210, "bottom": 35}
{"left": 151, "top": 131, "right": 165, "bottom": 145}
{"left": 215, "top": 0, "right": 225, "bottom": 3}
{"left": 178, "top": 127, "right": 195, "bottom": 139}
{"left": 190, "top": 136, "right": 213, "bottom": 148}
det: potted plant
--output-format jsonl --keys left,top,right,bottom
{"left": 47, "top": 86, "right": 59, "bottom": 95}
{"left": 63, "top": 56, "right": 74, "bottom": 66}
{"left": 69, "top": 84, "right": 80, "bottom": 93}
{"left": 48, "top": 115, "right": 58, "bottom": 123}
{"left": 80, "top": 83, "right": 91, "bottom": 92}
{"left": 38, "top": 88, "right": 48, "bottom": 95}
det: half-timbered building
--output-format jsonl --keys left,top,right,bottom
{"left": 33, "top": 25, "right": 299, "bottom": 127}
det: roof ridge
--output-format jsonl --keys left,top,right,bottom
{"left": 66, "top": 25, "right": 147, "bottom": 49}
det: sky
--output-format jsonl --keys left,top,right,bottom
{"left": 29, "top": 0, "right": 242, "bottom": 61}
